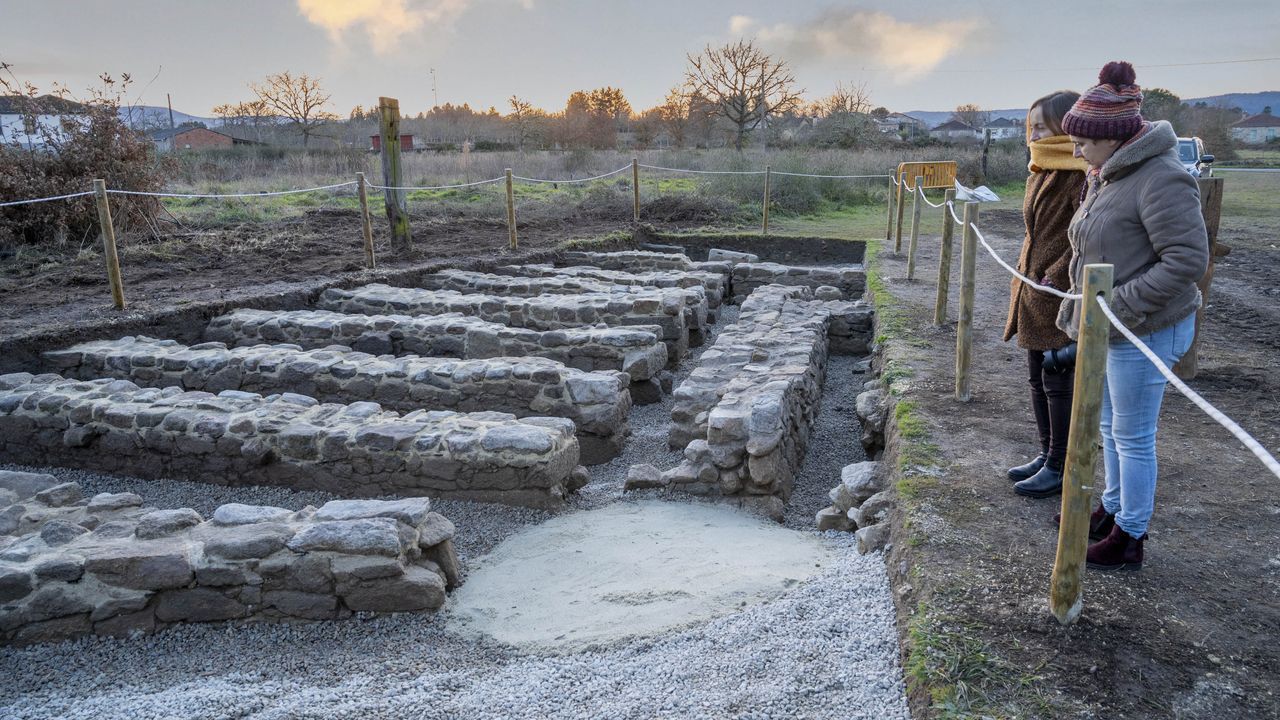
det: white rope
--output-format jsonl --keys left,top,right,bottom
{"left": 890, "top": 175, "right": 902, "bottom": 187}
{"left": 0, "top": 190, "right": 95, "bottom": 208}
{"left": 947, "top": 200, "right": 964, "bottom": 225}
{"left": 771, "top": 171, "right": 892, "bottom": 179}
{"left": 107, "top": 181, "right": 358, "bottom": 199}
{"left": 637, "top": 163, "right": 766, "bottom": 176}
{"left": 968, "top": 222, "right": 1083, "bottom": 300}
{"left": 1095, "top": 296, "right": 1280, "bottom": 480}
{"left": 512, "top": 165, "right": 632, "bottom": 184}
{"left": 365, "top": 176, "right": 505, "bottom": 191}
{"left": 919, "top": 190, "right": 946, "bottom": 209}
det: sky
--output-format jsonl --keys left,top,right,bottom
{"left": 2, "top": 0, "right": 1277, "bottom": 117}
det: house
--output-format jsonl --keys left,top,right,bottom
{"left": 1232, "top": 107, "right": 1280, "bottom": 144}
{"left": 983, "top": 116, "right": 1024, "bottom": 140}
{"left": 930, "top": 120, "right": 980, "bottom": 141}
{"left": 148, "top": 126, "right": 242, "bottom": 151}
{"left": 0, "top": 94, "right": 88, "bottom": 148}
{"left": 874, "top": 113, "right": 927, "bottom": 140}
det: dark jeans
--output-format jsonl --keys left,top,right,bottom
{"left": 1028, "top": 349, "right": 1074, "bottom": 471}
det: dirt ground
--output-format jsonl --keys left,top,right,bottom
{"left": 0, "top": 209, "right": 635, "bottom": 344}
{"left": 877, "top": 206, "right": 1280, "bottom": 718}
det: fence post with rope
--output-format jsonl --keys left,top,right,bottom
{"left": 954, "top": 201, "right": 979, "bottom": 401}
{"left": 884, "top": 173, "right": 896, "bottom": 243}
{"left": 92, "top": 179, "right": 125, "bottom": 310}
{"left": 933, "top": 189, "right": 957, "bottom": 324}
{"left": 505, "top": 168, "right": 517, "bottom": 250}
{"left": 894, "top": 171, "right": 908, "bottom": 253}
{"left": 378, "top": 96, "right": 412, "bottom": 253}
{"left": 762, "top": 165, "right": 772, "bottom": 235}
{"left": 906, "top": 175, "right": 924, "bottom": 280}
{"left": 632, "top": 158, "right": 640, "bottom": 223}
{"left": 356, "top": 172, "right": 375, "bottom": 269}
{"left": 1050, "top": 263, "right": 1114, "bottom": 625}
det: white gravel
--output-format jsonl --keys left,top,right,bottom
{"left": 0, "top": 303, "right": 910, "bottom": 719}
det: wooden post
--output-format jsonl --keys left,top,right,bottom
{"left": 1050, "top": 263, "right": 1114, "bottom": 625}
{"left": 981, "top": 128, "right": 992, "bottom": 184}
{"left": 632, "top": 157, "right": 640, "bottom": 223}
{"left": 378, "top": 97, "right": 411, "bottom": 253}
{"left": 906, "top": 175, "right": 924, "bottom": 280}
{"left": 92, "top": 179, "right": 125, "bottom": 310}
{"left": 933, "top": 188, "right": 957, "bottom": 324}
{"left": 356, "top": 172, "right": 375, "bottom": 269}
{"left": 884, "top": 174, "right": 895, "bottom": 242}
{"left": 762, "top": 165, "right": 771, "bottom": 235}
{"left": 954, "top": 201, "right": 979, "bottom": 401}
{"left": 894, "top": 171, "right": 908, "bottom": 253}
{"left": 505, "top": 168, "right": 517, "bottom": 249}
{"left": 1173, "top": 177, "right": 1224, "bottom": 379}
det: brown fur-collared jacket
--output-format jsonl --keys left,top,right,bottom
{"left": 1003, "top": 168, "right": 1085, "bottom": 350}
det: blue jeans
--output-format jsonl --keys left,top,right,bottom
{"left": 1099, "top": 313, "right": 1196, "bottom": 538}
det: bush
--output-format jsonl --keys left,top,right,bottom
{"left": 0, "top": 77, "right": 165, "bottom": 247}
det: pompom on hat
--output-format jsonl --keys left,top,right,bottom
{"left": 1061, "top": 61, "right": 1144, "bottom": 139}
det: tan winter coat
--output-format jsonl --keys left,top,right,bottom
{"left": 1003, "top": 169, "right": 1084, "bottom": 350}
{"left": 1057, "top": 121, "right": 1209, "bottom": 340}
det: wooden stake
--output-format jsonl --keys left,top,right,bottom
{"left": 378, "top": 97, "right": 411, "bottom": 253}
{"left": 906, "top": 175, "right": 924, "bottom": 280}
{"left": 1050, "top": 263, "right": 1114, "bottom": 625}
{"left": 1173, "top": 177, "right": 1224, "bottom": 379}
{"left": 884, "top": 174, "right": 895, "bottom": 242}
{"left": 92, "top": 179, "right": 125, "bottom": 310}
{"left": 356, "top": 172, "right": 375, "bottom": 269}
{"left": 954, "top": 201, "right": 978, "bottom": 401}
{"left": 505, "top": 168, "right": 517, "bottom": 249}
{"left": 933, "top": 188, "right": 957, "bottom": 325}
{"left": 894, "top": 171, "right": 908, "bottom": 253}
{"left": 632, "top": 157, "right": 640, "bottom": 223}
{"left": 762, "top": 165, "right": 771, "bottom": 235}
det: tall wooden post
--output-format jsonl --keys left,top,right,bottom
{"left": 906, "top": 175, "right": 925, "bottom": 280}
{"left": 1050, "top": 263, "right": 1114, "bottom": 625}
{"left": 92, "top": 179, "right": 125, "bottom": 310}
{"left": 1173, "top": 177, "right": 1224, "bottom": 379}
{"left": 954, "top": 202, "right": 979, "bottom": 401}
{"left": 505, "top": 168, "right": 517, "bottom": 250}
{"left": 884, "top": 174, "right": 895, "bottom": 242}
{"left": 981, "top": 128, "right": 992, "bottom": 184}
{"left": 632, "top": 158, "right": 640, "bottom": 223}
{"left": 762, "top": 165, "right": 772, "bottom": 235}
{"left": 356, "top": 172, "right": 375, "bottom": 269}
{"left": 894, "top": 171, "right": 908, "bottom": 253}
{"left": 933, "top": 188, "right": 957, "bottom": 324}
{"left": 378, "top": 97, "right": 411, "bottom": 253}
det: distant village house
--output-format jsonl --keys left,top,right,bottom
{"left": 930, "top": 120, "right": 980, "bottom": 141}
{"left": 874, "top": 113, "right": 927, "bottom": 140}
{"left": 1232, "top": 107, "right": 1279, "bottom": 144}
{"left": 983, "top": 116, "right": 1024, "bottom": 140}
{"left": 0, "top": 94, "right": 88, "bottom": 148}
{"left": 148, "top": 126, "right": 253, "bottom": 151}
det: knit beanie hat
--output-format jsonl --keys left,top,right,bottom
{"left": 1061, "top": 61, "right": 1144, "bottom": 139}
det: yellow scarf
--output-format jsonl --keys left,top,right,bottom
{"left": 1028, "top": 135, "right": 1088, "bottom": 173}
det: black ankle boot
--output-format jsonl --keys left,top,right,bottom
{"left": 1007, "top": 454, "right": 1047, "bottom": 482}
{"left": 1013, "top": 464, "right": 1062, "bottom": 498}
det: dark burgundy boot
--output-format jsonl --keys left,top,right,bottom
{"left": 1086, "top": 524, "right": 1145, "bottom": 571}
{"left": 1054, "top": 503, "right": 1115, "bottom": 541}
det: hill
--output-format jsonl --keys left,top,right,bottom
{"left": 117, "top": 105, "right": 220, "bottom": 130}
{"left": 1184, "top": 91, "right": 1280, "bottom": 114}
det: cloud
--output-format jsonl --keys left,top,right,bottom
{"left": 729, "top": 10, "right": 978, "bottom": 82}
{"left": 297, "top": 0, "right": 521, "bottom": 51}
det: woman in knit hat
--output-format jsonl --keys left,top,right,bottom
{"left": 1057, "top": 61, "right": 1209, "bottom": 570}
{"left": 1004, "top": 90, "right": 1088, "bottom": 499}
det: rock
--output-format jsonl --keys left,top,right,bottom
{"left": 338, "top": 565, "right": 446, "bottom": 613}
{"left": 566, "top": 465, "right": 591, "bottom": 492}
{"left": 424, "top": 540, "right": 462, "bottom": 589}
{"left": 852, "top": 358, "right": 872, "bottom": 375}
{"left": 87, "top": 492, "right": 144, "bottom": 512}
{"left": 94, "top": 609, "right": 156, "bottom": 638}
{"left": 211, "top": 503, "right": 293, "bottom": 526}
{"left": 14, "top": 615, "right": 91, "bottom": 644}
{"left": 0, "top": 566, "right": 34, "bottom": 601}
{"left": 40, "top": 519, "right": 89, "bottom": 546}
{"left": 23, "top": 584, "right": 94, "bottom": 622}
{"left": 830, "top": 461, "right": 886, "bottom": 512}
{"left": 34, "top": 482, "right": 82, "bottom": 508}
{"left": 92, "top": 521, "right": 137, "bottom": 539}
{"left": 707, "top": 248, "right": 759, "bottom": 265}
{"left": 154, "top": 587, "right": 248, "bottom": 623}
{"left": 816, "top": 506, "right": 854, "bottom": 532}
{"left": 263, "top": 590, "right": 338, "bottom": 620}
{"left": 0, "top": 470, "right": 60, "bottom": 500}
{"left": 202, "top": 523, "right": 295, "bottom": 560}
{"left": 135, "top": 509, "right": 204, "bottom": 540}
{"left": 630, "top": 378, "right": 663, "bottom": 405}
{"left": 33, "top": 556, "right": 84, "bottom": 582}
{"left": 657, "top": 370, "right": 675, "bottom": 395}
{"left": 624, "top": 464, "right": 666, "bottom": 491}
{"left": 0, "top": 505, "right": 21, "bottom": 535}
{"left": 855, "top": 389, "right": 888, "bottom": 433}
{"left": 853, "top": 490, "right": 894, "bottom": 529}
{"left": 814, "top": 285, "right": 844, "bottom": 301}
{"left": 417, "top": 512, "right": 456, "bottom": 548}
{"left": 331, "top": 555, "right": 404, "bottom": 582}
{"left": 83, "top": 543, "right": 194, "bottom": 590}
{"left": 286, "top": 518, "right": 406, "bottom": 557}
{"left": 315, "top": 498, "right": 432, "bottom": 527}
{"left": 257, "top": 553, "right": 332, "bottom": 594}
{"left": 480, "top": 425, "right": 554, "bottom": 454}
{"left": 856, "top": 523, "right": 891, "bottom": 554}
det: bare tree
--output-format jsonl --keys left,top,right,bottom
{"left": 950, "top": 103, "right": 990, "bottom": 130}
{"left": 250, "top": 72, "right": 337, "bottom": 146}
{"left": 654, "top": 86, "right": 692, "bottom": 148}
{"left": 684, "top": 39, "right": 803, "bottom": 150}
{"left": 817, "top": 81, "right": 873, "bottom": 117}
{"left": 507, "top": 95, "right": 542, "bottom": 150}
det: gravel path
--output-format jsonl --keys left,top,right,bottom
{"left": 0, "top": 305, "right": 909, "bottom": 720}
